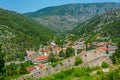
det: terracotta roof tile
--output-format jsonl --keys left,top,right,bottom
{"left": 37, "top": 64, "right": 45, "bottom": 68}
{"left": 34, "top": 56, "right": 48, "bottom": 61}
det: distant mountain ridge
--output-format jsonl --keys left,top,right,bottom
{"left": 24, "top": 2, "right": 120, "bottom": 32}
{"left": 0, "top": 8, "right": 55, "bottom": 61}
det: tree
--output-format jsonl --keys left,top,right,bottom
{"left": 19, "top": 63, "right": 28, "bottom": 75}
{"left": 48, "top": 53, "right": 56, "bottom": 63}
{"left": 101, "top": 62, "right": 109, "bottom": 68}
{"left": 65, "top": 48, "right": 75, "bottom": 58}
{"left": 74, "top": 57, "right": 83, "bottom": 66}
{"left": 111, "top": 42, "right": 120, "bottom": 64}
{"left": 0, "top": 44, "right": 5, "bottom": 79}
{"left": 59, "top": 50, "right": 65, "bottom": 57}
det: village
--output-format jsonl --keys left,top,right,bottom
{"left": 25, "top": 34, "right": 117, "bottom": 73}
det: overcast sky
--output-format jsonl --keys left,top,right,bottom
{"left": 0, "top": 0, "right": 120, "bottom": 13}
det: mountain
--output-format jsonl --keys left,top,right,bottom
{"left": 24, "top": 2, "right": 120, "bottom": 32}
{"left": 72, "top": 9, "right": 120, "bottom": 43}
{"left": 0, "top": 8, "right": 55, "bottom": 61}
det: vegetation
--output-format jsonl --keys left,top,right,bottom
{"left": 39, "top": 67, "right": 95, "bottom": 80}
{"left": 68, "top": 35, "right": 78, "bottom": 42}
{"left": 24, "top": 2, "right": 120, "bottom": 32}
{"left": 59, "top": 50, "right": 65, "bottom": 57}
{"left": 0, "top": 8, "right": 55, "bottom": 61}
{"left": 48, "top": 53, "right": 56, "bottom": 63}
{"left": 54, "top": 35, "right": 66, "bottom": 47}
{"left": 101, "top": 62, "right": 109, "bottom": 68}
{"left": 65, "top": 48, "right": 75, "bottom": 58}
{"left": 38, "top": 66, "right": 120, "bottom": 80}
{"left": 72, "top": 9, "right": 120, "bottom": 44}
{"left": 0, "top": 44, "right": 5, "bottom": 80}
{"left": 101, "top": 67, "right": 120, "bottom": 80}
{"left": 111, "top": 42, "right": 120, "bottom": 64}
{"left": 74, "top": 57, "right": 83, "bottom": 66}
{"left": 1, "top": 61, "right": 33, "bottom": 80}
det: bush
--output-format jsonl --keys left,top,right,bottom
{"left": 101, "top": 62, "right": 109, "bottom": 68}
{"left": 74, "top": 57, "right": 83, "bottom": 66}
{"left": 110, "top": 42, "right": 120, "bottom": 64}
{"left": 51, "top": 63, "right": 58, "bottom": 67}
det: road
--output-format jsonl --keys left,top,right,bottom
{"left": 5, "top": 61, "right": 27, "bottom": 66}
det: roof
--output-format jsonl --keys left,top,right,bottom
{"left": 29, "top": 55, "right": 34, "bottom": 60}
{"left": 45, "top": 49, "right": 50, "bottom": 53}
{"left": 97, "top": 46, "right": 115, "bottom": 51}
{"left": 97, "top": 46, "right": 107, "bottom": 50}
{"left": 34, "top": 56, "right": 48, "bottom": 61}
{"left": 37, "top": 64, "right": 45, "bottom": 68}
{"left": 26, "top": 66, "right": 35, "bottom": 72}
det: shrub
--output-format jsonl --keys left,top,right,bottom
{"left": 101, "top": 62, "right": 109, "bottom": 68}
{"left": 74, "top": 57, "right": 83, "bottom": 66}
{"left": 51, "top": 63, "right": 58, "bottom": 67}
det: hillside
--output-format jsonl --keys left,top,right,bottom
{"left": 24, "top": 2, "right": 120, "bottom": 32}
{"left": 72, "top": 9, "right": 120, "bottom": 43}
{"left": 0, "top": 8, "right": 55, "bottom": 61}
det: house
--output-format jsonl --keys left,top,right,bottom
{"left": 92, "top": 42, "right": 107, "bottom": 46}
{"left": 37, "top": 64, "right": 45, "bottom": 69}
{"left": 34, "top": 64, "right": 45, "bottom": 70}
{"left": 33, "top": 56, "right": 48, "bottom": 63}
{"left": 26, "top": 50, "right": 36, "bottom": 56}
{"left": 27, "top": 55, "right": 48, "bottom": 63}
{"left": 26, "top": 66, "right": 35, "bottom": 72}
{"left": 51, "top": 42, "right": 56, "bottom": 46}
{"left": 26, "top": 64, "right": 45, "bottom": 72}
{"left": 97, "top": 45, "right": 117, "bottom": 54}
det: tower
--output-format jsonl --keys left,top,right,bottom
{"left": 75, "top": 45, "right": 78, "bottom": 56}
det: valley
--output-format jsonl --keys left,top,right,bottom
{"left": 0, "top": 1, "right": 120, "bottom": 80}
{"left": 24, "top": 2, "right": 120, "bottom": 32}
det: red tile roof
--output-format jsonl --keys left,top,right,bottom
{"left": 26, "top": 66, "right": 35, "bottom": 72}
{"left": 37, "top": 64, "right": 45, "bottom": 68}
{"left": 34, "top": 56, "right": 48, "bottom": 61}
{"left": 97, "top": 46, "right": 115, "bottom": 51}
{"left": 29, "top": 55, "right": 34, "bottom": 60}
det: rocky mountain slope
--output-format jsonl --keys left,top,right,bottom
{"left": 72, "top": 9, "right": 120, "bottom": 43}
{"left": 0, "top": 8, "right": 55, "bottom": 61}
{"left": 24, "top": 2, "right": 120, "bottom": 32}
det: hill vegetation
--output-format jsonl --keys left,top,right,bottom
{"left": 38, "top": 67, "right": 120, "bottom": 80}
{"left": 0, "top": 8, "right": 55, "bottom": 61}
{"left": 24, "top": 2, "right": 120, "bottom": 32}
{"left": 72, "top": 9, "right": 120, "bottom": 43}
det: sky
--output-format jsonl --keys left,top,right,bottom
{"left": 0, "top": 0, "right": 120, "bottom": 13}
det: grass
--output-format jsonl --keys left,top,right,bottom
{"left": 39, "top": 67, "right": 99, "bottom": 80}
{"left": 38, "top": 65, "right": 120, "bottom": 80}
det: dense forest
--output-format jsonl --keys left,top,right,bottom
{"left": 0, "top": 8, "right": 55, "bottom": 61}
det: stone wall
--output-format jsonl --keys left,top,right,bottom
{"left": 14, "top": 50, "right": 112, "bottom": 80}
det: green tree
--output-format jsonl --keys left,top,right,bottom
{"left": 59, "top": 50, "right": 65, "bottom": 57}
{"left": 74, "top": 57, "right": 83, "bottom": 66}
{"left": 101, "top": 62, "right": 109, "bottom": 68}
{"left": 0, "top": 44, "right": 5, "bottom": 79}
{"left": 48, "top": 53, "right": 56, "bottom": 63}
{"left": 65, "top": 48, "right": 75, "bottom": 58}
{"left": 111, "top": 42, "right": 120, "bottom": 64}
{"left": 19, "top": 63, "right": 28, "bottom": 75}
